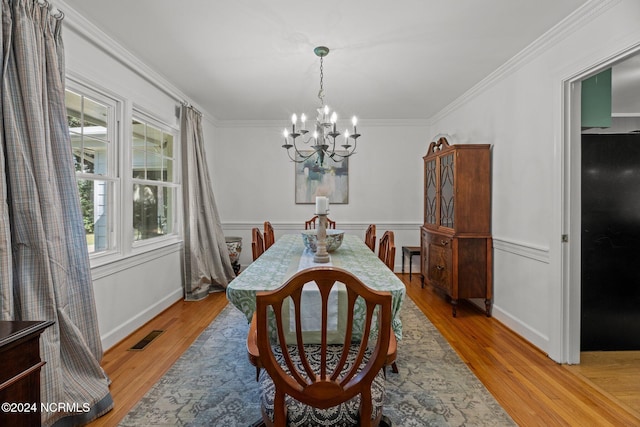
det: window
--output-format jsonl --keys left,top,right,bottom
{"left": 66, "top": 87, "right": 117, "bottom": 255}
{"left": 131, "top": 116, "right": 178, "bottom": 242}
{"left": 65, "top": 78, "right": 181, "bottom": 263}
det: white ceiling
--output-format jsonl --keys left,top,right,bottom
{"left": 61, "top": 0, "right": 590, "bottom": 121}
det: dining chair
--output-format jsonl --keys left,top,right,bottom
{"left": 365, "top": 224, "right": 376, "bottom": 252}
{"left": 252, "top": 227, "right": 265, "bottom": 261}
{"left": 377, "top": 231, "right": 398, "bottom": 374}
{"left": 263, "top": 221, "right": 275, "bottom": 250}
{"left": 378, "top": 231, "right": 396, "bottom": 271}
{"left": 247, "top": 266, "right": 395, "bottom": 427}
{"left": 304, "top": 215, "right": 336, "bottom": 230}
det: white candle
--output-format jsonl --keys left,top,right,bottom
{"left": 315, "top": 196, "right": 328, "bottom": 214}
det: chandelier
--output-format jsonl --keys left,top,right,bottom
{"left": 282, "top": 46, "right": 360, "bottom": 167}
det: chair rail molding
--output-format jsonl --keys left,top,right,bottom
{"left": 492, "top": 236, "right": 550, "bottom": 264}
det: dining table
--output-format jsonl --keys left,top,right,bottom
{"left": 226, "top": 233, "right": 406, "bottom": 339}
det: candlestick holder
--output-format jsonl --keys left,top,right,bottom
{"left": 313, "top": 213, "right": 331, "bottom": 263}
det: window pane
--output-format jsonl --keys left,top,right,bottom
{"left": 65, "top": 90, "right": 82, "bottom": 127}
{"left": 68, "top": 91, "right": 110, "bottom": 175}
{"left": 164, "top": 158, "right": 173, "bottom": 182}
{"left": 83, "top": 97, "right": 108, "bottom": 129}
{"left": 82, "top": 135, "right": 108, "bottom": 175}
{"left": 132, "top": 120, "right": 146, "bottom": 150}
{"left": 163, "top": 134, "right": 173, "bottom": 158}
{"left": 78, "top": 179, "right": 110, "bottom": 254}
{"left": 146, "top": 152, "right": 163, "bottom": 181}
{"left": 146, "top": 125, "right": 163, "bottom": 151}
{"left": 132, "top": 149, "right": 146, "bottom": 179}
{"left": 133, "top": 184, "right": 173, "bottom": 241}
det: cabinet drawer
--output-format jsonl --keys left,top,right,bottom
{"left": 426, "top": 233, "right": 452, "bottom": 293}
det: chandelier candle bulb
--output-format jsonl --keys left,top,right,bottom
{"left": 301, "top": 113, "right": 306, "bottom": 130}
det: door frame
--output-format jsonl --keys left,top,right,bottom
{"left": 561, "top": 44, "right": 640, "bottom": 363}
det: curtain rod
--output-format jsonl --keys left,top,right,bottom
{"left": 36, "top": 0, "right": 64, "bottom": 19}
{"left": 181, "top": 101, "right": 202, "bottom": 117}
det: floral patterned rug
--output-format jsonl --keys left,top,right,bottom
{"left": 119, "top": 297, "right": 516, "bottom": 426}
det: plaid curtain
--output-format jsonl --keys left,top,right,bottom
{"left": 0, "top": 1, "right": 112, "bottom": 425}
{"left": 181, "top": 106, "right": 236, "bottom": 300}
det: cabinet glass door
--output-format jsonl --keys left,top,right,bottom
{"left": 425, "top": 159, "right": 437, "bottom": 224}
{"left": 440, "top": 153, "right": 454, "bottom": 228}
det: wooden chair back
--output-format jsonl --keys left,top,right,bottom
{"left": 252, "top": 227, "right": 264, "bottom": 261}
{"left": 264, "top": 221, "right": 275, "bottom": 250}
{"left": 365, "top": 224, "right": 376, "bottom": 252}
{"left": 252, "top": 266, "right": 392, "bottom": 427}
{"left": 305, "top": 215, "right": 336, "bottom": 230}
{"left": 378, "top": 231, "right": 395, "bottom": 271}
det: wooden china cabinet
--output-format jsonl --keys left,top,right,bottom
{"left": 420, "top": 137, "right": 492, "bottom": 317}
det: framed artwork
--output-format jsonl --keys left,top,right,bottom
{"left": 295, "top": 151, "right": 349, "bottom": 204}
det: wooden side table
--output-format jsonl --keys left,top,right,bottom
{"left": 402, "top": 246, "right": 421, "bottom": 280}
{"left": 0, "top": 320, "right": 54, "bottom": 427}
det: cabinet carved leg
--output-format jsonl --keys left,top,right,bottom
{"left": 451, "top": 300, "right": 458, "bottom": 317}
{"left": 485, "top": 299, "right": 492, "bottom": 317}
{"left": 420, "top": 275, "right": 424, "bottom": 289}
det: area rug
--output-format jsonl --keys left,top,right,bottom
{"left": 119, "top": 297, "right": 516, "bottom": 426}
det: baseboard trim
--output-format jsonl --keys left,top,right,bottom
{"left": 100, "top": 287, "right": 183, "bottom": 350}
{"left": 491, "top": 303, "right": 550, "bottom": 354}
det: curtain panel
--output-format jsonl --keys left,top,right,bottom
{"left": 0, "top": 1, "right": 112, "bottom": 425}
{"left": 181, "top": 106, "right": 235, "bottom": 300}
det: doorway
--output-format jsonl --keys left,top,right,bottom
{"left": 565, "top": 49, "right": 640, "bottom": 361}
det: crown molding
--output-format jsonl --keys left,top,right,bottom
{"left": 221, "top": 221, "right": 422, "bottom": 232}
{"left": 57, "top": 0, "right": 216, "bottom": 124}
{"left": 430, "top": 0, "right": 621, "bottom": 124}
{"left": 212, "top": 118, "right": 431, "bottom": 129}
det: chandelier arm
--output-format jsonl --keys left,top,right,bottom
{"left": 327, "top": 136, "right": 336, "bottom": 157}
{"left": 284, "top": 146, "right": 312, "bottom": 163}
{"left": 329, "top": 137, "right": 357, "bottom": 160}
{"left": 287, "top": 134, "right": 326, "bottom": 162}
{"left": 348, "top": 137, "right": 358, "bottom": 154}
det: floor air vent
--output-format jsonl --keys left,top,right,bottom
{"left": 129, "top": 330, "right": 164, "bottom": 351}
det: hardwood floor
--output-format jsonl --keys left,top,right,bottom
{"left": 87, "top": 291, "right": 228, "bottom": 426}
{"left": 404, "top": 275, "right": 640, "bottom": 426}
{"left": 564, "top": 351, "right": 640, "bottom": 419}
{"left": 87, "top": 275, "right": 640, "bottom": 426}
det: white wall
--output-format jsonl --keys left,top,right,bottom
{"left": 62, "top": 5, "right": 187, "bottom": 350}
{"left": 207, "top": 119, "right": 428, "bottom": 271}
{"left": 428, "top": 0, "right": 640, "bottom": 361}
